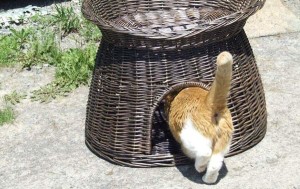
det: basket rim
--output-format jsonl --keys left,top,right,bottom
{"left": 82, "top": 0, "right": 265, "bottom": 40}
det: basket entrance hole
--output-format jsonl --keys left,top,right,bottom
{"left": 149, "top": 82, "right": 210, "bottom": 155}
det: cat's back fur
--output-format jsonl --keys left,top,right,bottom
{"left": 168, "top": 86, "right": 233, "bottom": 155}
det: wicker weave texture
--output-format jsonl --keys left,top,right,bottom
{"left": 82, "top": 0, "right": 265, "bottom": 50}
{"left": 85, "top": 30, "right": 267, "bottom": 167}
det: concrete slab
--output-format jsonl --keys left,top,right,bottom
{"left": 1, "top": 32, "right": 300, "bottom": 189}
{"left": 245, "top": 0, "right": 300, "bottom": 38}
{"left": 1, "top": 0, "right": 300, "bottom": 188}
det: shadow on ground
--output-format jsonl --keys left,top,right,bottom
{"left": 0, "top": 0, "right": 70, "bottom": 10}
{"left": 176, "top": 163, "right": 228, "bottom": 185}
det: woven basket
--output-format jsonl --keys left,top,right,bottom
{"left": 82, "top": 0, "right": 265, "bottom": 50}
{"left": 85, "top": 29, "right": 267, "bottom": 167}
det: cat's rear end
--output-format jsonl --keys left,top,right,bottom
{"left": 165, "top": 52, "right": 234, "bottom": 184}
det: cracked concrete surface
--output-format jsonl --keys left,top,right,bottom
{"left": 245, "top": 0, "right": 300, "bottom": 38}
{"left": 1, "top": 0, "right": 300, "bottom": 188}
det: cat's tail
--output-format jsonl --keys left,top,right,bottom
{"left": 206, "top": 51, "right": 233, "bottom": 113}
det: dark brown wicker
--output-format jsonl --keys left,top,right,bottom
{"left": 85, "top": 29, "right": 267, "bottom": 167}
{"left": 82, "top": 0, "right": 267, "bottom": 167}
{"left": 82, "top": 0, "right": 265, "bottom": 50}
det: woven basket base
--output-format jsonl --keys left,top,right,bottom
{"left": 85, "top": 30, "right": 267, "bottom": 167}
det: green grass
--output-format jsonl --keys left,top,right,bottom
{"left": 31, "top": 44, "right": 97, "bottom": 102}
{"left": 0, "top": 107, "right": 15, "bottom": 126}
{"left": 4, "top": 91, "right": 26, "bottom": 105}
{"left": 1, "top": 27, "right": 61, "bottom": 69}
{"left": 79, "top": 18, "right": 102, "bottom": 42}
{"left": 21, "top": 30, "right": 61, "bottom": 68}
{"left": 10, "top": 28, "right": 33, "bottom": 44}
{"left": 0, "top": 26, "right": 53, "bottom": 68}
{"left": 56, "top": 45, "right": 96, "bottom": 87}
{"left": 52, "top": 5, "right": 81, "bottom": 35}
{"left": 31, "top": 13, "right": 54, "bottom": 27}
{"left": 0, "top": 34, "right": 20, "bottom": 67}
{"left": 0, "top": 3, "right": 101, "bottom": 102}
{"left": 2, "top": 91, "right": 24, "bottom": 125}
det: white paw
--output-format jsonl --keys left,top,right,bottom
{"left": 202, "top": 174, "right": 218, "bottom": 184}
{"left": 195, "top": 165, "right": 206, "bottom": 173}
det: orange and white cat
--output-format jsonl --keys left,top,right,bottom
{"left": 165, "top": 51, "right": 234, "bottom": 184}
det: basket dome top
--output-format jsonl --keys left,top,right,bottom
{"left": 82, "top": 0, "right": 265, "bottom": 40}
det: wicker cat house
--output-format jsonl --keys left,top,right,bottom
{"left": 82, "top": 0, "right": 267, "bottom": 167}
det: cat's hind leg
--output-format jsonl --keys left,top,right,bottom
{"left": 202, "top": 115, "right": 233, "bottom": 183}
{"left": 202, "top": 153, "right": 224, "bottom": 183}
{"left": 179, "top": 118, "right": 213, "bottom": 173}
{"left": 195, "top": 147, "right": 212, "bottom": 173}
{"left": 202, "top": 138, "right": 231, "bottom": 183}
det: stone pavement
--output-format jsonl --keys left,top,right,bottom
{"left": 245, "top": 0, "right": 300, "bottom": 38}
{"left": 0, "top": 0, "right": 300, "bottom": 188}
